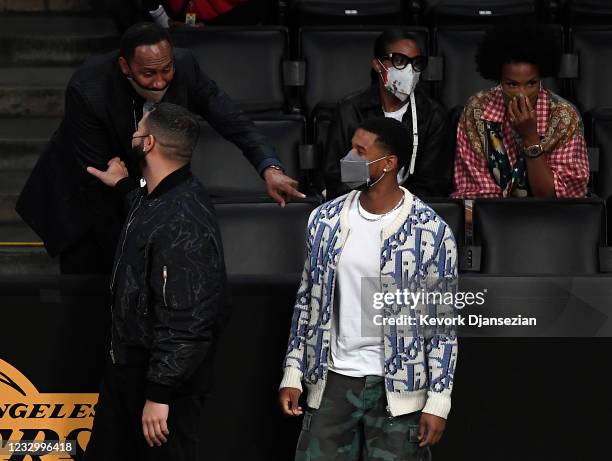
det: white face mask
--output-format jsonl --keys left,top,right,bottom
{"left": 379, "top": 60, "right": 420, "bottom": 102}
{"left": 127, "top": 76, "right": 168, "bottom": 103}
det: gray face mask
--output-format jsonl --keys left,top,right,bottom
{"left": 340, "top": 149, "right": 389, "bottom": 190}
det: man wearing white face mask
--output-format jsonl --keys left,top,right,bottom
{"left": 280, "top": 117, "right": 458, "bottom": 461}
{"left": 324, "top": 29, "right": 454, "bottom": 200}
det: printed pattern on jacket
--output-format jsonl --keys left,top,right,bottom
{"left": 282, "top": 189, "right": 458, "bottom": 418}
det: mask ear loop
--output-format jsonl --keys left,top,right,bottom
{"left": 366, "top": 169, "right": 387, "bottom": 188}
{"left": 366, "top": 155, "right": 390, "bottom": 167}
{"left": 377, "top": 58, "right": 390, "bottom": 83}
{"left": 365, "top": 155, "right": 390, "bottom": 188}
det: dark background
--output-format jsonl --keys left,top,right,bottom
{"left": 1, "top": 275, "right": 611, "bottom": 461}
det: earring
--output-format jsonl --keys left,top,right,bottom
{"left": 383, "top": 168, "right": 387, "bottom": 172}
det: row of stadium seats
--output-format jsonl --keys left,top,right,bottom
{"left": 170, "top": 24, "right": 612, "bottom": 115}
{"left": 278, "top": 0, "right": 612, "bottom": 27}
{"left": 214, "top": 196, "right": 612, "bottom": 278}
{"left": 192, "top": 114, "right": 612, "bottom": 201}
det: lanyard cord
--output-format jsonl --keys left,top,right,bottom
{"left": 408, "top": 91, "right": 419, "bottom": 176}
{"left": 397, "top": 91, "right": 419, "bottom": 185}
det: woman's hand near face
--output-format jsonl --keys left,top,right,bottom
{"left": 507, "top": 94, "right": 539, "bottom": 147}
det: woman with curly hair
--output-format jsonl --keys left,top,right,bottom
{"left": 451, "top": 25, "right": 589, "bottom": 199}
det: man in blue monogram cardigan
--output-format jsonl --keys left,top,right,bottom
{"left": 279, "top": 117, "right": 458, "bottom": 460}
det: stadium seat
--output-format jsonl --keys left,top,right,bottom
{"left": 432, "top": 25, "right": 487, "bottom": 110}
{"left": 471, "top": 198, "right": 606, "bottom": 275}
{"left": 214, "top": 197, "right": 462, "bottom": 278}
{"left": 421, "top": 198, "right": 465, "bottom": 246}
{"left": 214, "top": 199, "right": 318, "bottom": 278}
{"left": 312, "top": 113, "right": 332, "bottom": 194}
{"left": 421, "top": 0, "right": 537, "bottom": 25}
{"left": 564, "top": 0, "right": 612, "bottom": 24}
{"left": 191, "top": 116, "right": 306, "bottom": 198}
{"left": 313, "top": 113, "right": 332, "bottom": 162}
{"left": 568, "top": 26, "right": 612, "bottom": 113}
{"left": 298, "top": 26, "right": 430, "bottom": 115}
{"left": 447, "top": 104, "right": 464, "bottom": 159}
{"left": 282, "top": 0, "right": 408, "bottom": 25}
{"left": 433, "top": 24, "right": 564, "bottom": 110}
{"left": 587, "top": 107, "right": 612, "bottom": 201}
{"left": 170, "top": 26, "right": 289, "bottom": 113}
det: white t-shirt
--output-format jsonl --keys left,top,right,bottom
{"left": 383, "top": 102, "right": 409, "bottom": 122}
{"left": 329, "top": 193, "right": 403, "bottom": 378}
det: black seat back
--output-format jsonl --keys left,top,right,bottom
{"left": 423, "top": 0, "right": 536, "bottom": 25}
{"left": 473, "top": 198, "right": 606, "bottom": 275}
{"left": 434, "top": 26, "right": 489, "bottom": 109}
{"left": 589, "top": 107, "right": 612, "bottom": 200}
{"left": 214, "top": 200, "right": 317, "bottom": 277}
{"left": 191, "top": 116, "right": 305, "bottom": 198}
{"left": 287, "top": 0, "right": 405, "bottom": 25}
{"left": 299, "top": 26, "right": 429, "bottom": 115}
{"left": 566, "top": 0, "right": 612, "bottom": 24}
{"left": 422, "top": 198, "right": 465, "bottom": 246}
{"left": 313, "top": 114, "right": 332, "bottom": 163}
{"left": 312, "top": 113, "right": 333, "bottom": 194}
{"left": 170, "top": 27, "right": 288, "bottom": 113}
{"left": 570, "top": 26, "right": 612, "bottom": 113}
{"left": 447, "top": 104, "right": 465, "bottom": 161}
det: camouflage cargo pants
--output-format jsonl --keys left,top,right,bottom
{"left": 295, "top": 370, "right": 432, "bottom": 461}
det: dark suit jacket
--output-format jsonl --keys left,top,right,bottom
{"left": 16, "top": 47, "right": 280, "bottom": 257}
{"left": 323, "top": 84, "right": 454, "bottom": 199}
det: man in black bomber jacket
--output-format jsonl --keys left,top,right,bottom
{"left": 83, "top": 103, "right": 226, "bottom": 461}
{"left": 324, "top": 29, "right": 454, "bottom": 199}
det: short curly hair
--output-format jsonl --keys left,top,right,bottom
{"left": 359, "top": 117, "right": 413, "bottom": 171}
{"left": 475, "top": 25, "right": 561, "bottom": 82}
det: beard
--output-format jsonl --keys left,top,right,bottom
{"left": 129, "top": 141, "right": 147, "bottom": 176}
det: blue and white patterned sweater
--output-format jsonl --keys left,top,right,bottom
{"left": 280, "top": 187, "right": 458, "bottom": 419}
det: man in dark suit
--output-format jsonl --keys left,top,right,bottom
{"left": 16, "top": 22, "right": 303, "bottom": 274}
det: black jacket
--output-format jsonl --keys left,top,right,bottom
{"left": 324, "top": 84, "right": 453, "bottom": 199}
{"left": 110, "top": 165, "right": 227, "bottom": 404}
{"left": 16, "top": 47, "right": 280, "bottom": 257}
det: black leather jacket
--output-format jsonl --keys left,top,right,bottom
{"left": 109, "top": 165, "right": 227, "bottom": 403}
{"left": 324, "top": 84, "right": 454, "bottom": 199}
